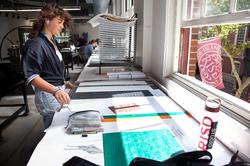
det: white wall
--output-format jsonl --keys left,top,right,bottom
{"left": 150, "top": 0, "right": 167, "bottom": 81}
{"left": 134, "top": 0, "right": 144, "bottom": 68}
{"left": 141, "top": 0, "right": 153, "bottom": 74}
{"left": 134, "top": 0, "right": 179, "bottom": 83}
{"left": 134, "top": 0, "right": 153, "bottom": 73}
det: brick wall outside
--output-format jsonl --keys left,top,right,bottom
{"left": 188, "top": 28, "right": 199, "bottom": 77}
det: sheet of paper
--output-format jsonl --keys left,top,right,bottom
{"left": 67, "top": 97, "right": 184, "bottom": 115}
{"left": 27, "top": 131, "right": 104, "bottom": 166}
{"left": 88, "top": 13, "right": 137, "bottom": 28}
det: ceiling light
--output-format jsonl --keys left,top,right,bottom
{"left": 0, "top": 6, "right": 81, "bottom": 12}
{"left": 63, "top": 6, "right": 81, "bottom": 11}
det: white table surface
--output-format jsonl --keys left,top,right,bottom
{"left": 28, "top": 67, "right": 233, "bottom": 166}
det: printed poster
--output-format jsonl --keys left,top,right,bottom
{"left": 197, "top": 37, "right": 224, "bottom": 89}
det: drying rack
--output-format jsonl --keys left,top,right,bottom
{"left": 88, "top": 14, "right": 137, "bottom": 74}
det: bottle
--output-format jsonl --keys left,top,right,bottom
{"left": 198, "top": 97, "right": 221, "bottom": 150}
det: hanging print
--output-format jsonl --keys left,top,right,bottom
{"left": 197, "top": 37, "right": 224, "bottom": 89}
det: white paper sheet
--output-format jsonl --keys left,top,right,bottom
{"left": 66, "top": 96, "right": 184, "bottom": 115}
{"left": 27, "top": 131, "right": 104, "bottom": 166}
{"left": 88, "top": 13, "right": 137, "bottom": 28}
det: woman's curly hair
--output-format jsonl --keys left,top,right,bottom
{"left": 31, "top": 3, "right": 73, "bottom": 38}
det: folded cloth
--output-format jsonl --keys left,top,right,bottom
{"left": 129, "top": 150, "right": 213, "bottom": 166}
{"left": 65, "top": 110, "right": 102, "bottom": 134}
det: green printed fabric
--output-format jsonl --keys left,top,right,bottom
{"left": 103, "top": 129, "right": 183, "bottom": 166}
{"left": 103, "top": 112, "right": 185, "bottom": 119}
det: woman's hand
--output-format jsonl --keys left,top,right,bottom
{"left": 30, "top": 76, "right": 71, "bottom": 105}
{"left": 65, "top": 81, "right": 76, "bottom": 89}
{"left": 54, "top": 89, "right": 70, "bottom": 105}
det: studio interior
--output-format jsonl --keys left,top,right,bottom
{"left": 0, "top": 0, "right": 249, "bottom": 166}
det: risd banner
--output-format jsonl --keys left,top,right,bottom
{"left": 197, "top": 37, "right": 224, "bottom": 89}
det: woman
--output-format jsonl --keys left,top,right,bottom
{"left": 22, "top": 4, "right": 73, "bottom": 128}
{"left": 84, "top": 40, "right": 97, "bottom": 59}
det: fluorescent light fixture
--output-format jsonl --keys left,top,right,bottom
{"left": 0, "top": 6, "right": 81, "bottom": 12}
{"left": 0, "top": 9, "right": 36, "bottom": 12}
{"left": 63, "top": 6, "right": 81, "bottom": 11}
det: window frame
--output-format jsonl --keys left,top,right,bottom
{"left": 182, "top": 10, "right": 250, "bottom": 27}
{"left": 177, "top": 0, "right": 250, "bottom": 123}
{"left": 163, "top": 0, "right": 250, "bottom": 160}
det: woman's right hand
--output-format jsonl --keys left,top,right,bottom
{"left": 30, "top": 76, "right": 71, "bottom": 105}
{"left": 54, "top": 89, "right": 70, "bottom": 105}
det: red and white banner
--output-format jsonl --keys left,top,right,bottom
{"left": 197, "top": 37, "right": 224, "bottom": 89}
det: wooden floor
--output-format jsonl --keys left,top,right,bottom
{"left": 0, "top": 64, "right": 83, "bottom": 166}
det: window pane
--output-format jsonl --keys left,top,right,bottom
{"left": 237, "top": 0, "right": 250, "bottom": 11}
{"left": 206, "top": 0, "right": 230, "bottom": 16}
{"left": 191, "top": 0, "right": 201, "bottom": 19}
{"left": 125, "top": 0, "right": 128, "bottom": 12}
{"left": 179, "top": 24, "right": 250, "bottom": 103}
{"left": 185, "top": 0, "right": 202, "bottom": 20}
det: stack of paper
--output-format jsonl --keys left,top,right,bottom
{"left": 131, "top": 72, "right": 146, "bottom": 79}
{"left": 107, "top": 71, "right": 146, "bottom": 80}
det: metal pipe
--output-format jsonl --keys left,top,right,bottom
{"left": 93, "top": 0, "right": 110, "bottom": 15}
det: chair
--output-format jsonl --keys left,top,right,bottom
{"left": 62, "top": 51, "right": 73, "bottom": 76}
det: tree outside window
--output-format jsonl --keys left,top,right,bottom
{"left": 206, "top": 0, "right": 229, "bottom": 16}
{"left": 237, "top": 0, "right": 250, "bottom": 11}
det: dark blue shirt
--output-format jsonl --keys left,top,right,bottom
{"left": 84, "top": 44, "right": 93, "bottom": 58}
{"left": 22, "top": 33, "right": 65, "bottom": 86}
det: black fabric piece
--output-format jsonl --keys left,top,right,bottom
{"left": 129, "top": 150, "right": 213, "bottom": 166}
{"left": 145, "top": 80, "right": 159, "bottom": 89}
{"left": 78, "top": 84, "right": 151, "bottom": 87}
{"left": 71, "top": 90, "right": 153, "bottom": 99}
{"left": 63, "top": 156, "right": 99, "bottom": 166}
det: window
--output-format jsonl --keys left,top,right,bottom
{"left": 237, "top": 0, "right": 250, "bottom": 11}
{"left": 206, "top": 0, "right": 230, "bottom": 16}
{"left": 180, "top": 0, "right": 250, "bottom": 104}
{"left": 167, "top": 0, "right": 250, "bottom": 160}
{"left": 179, "top": 24, "right": 250, "bottom": 103}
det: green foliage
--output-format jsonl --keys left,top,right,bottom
{"left": 198, "top": 23, "right": 250, "bottom": 98}
{"left": 237, "top": 0, "right": 250, "bottom": 10}
{"left": 206, "top": 0, "right": 250, "bottom": 15}
{"left": 200, "top": 24, "right": 250, "bottom": 57}
{"left": 206, "top": 0, "right": 229, "bottom": 16}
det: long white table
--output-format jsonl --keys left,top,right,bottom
{"left": 27, "top": 66, "right": 233, "bottom": 166}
